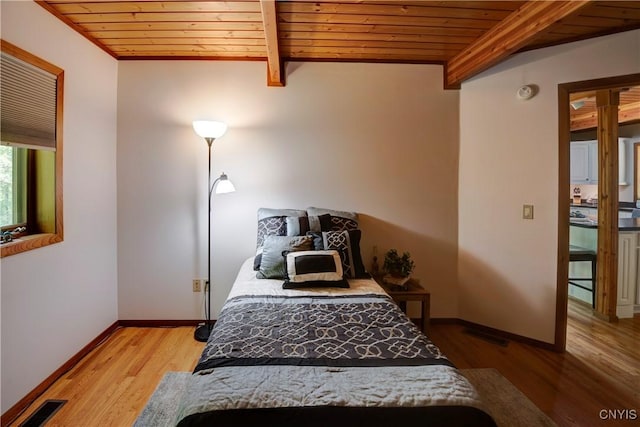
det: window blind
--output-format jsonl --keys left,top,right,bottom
{"left": 1, "top": 51, "right": 57, "bottom": 151}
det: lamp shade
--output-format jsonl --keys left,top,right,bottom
{"left": 193, "top": 120, "right": 227, "bottom": 139}
{"left": 215, "top": 174, "right": 236, "bottom": 194}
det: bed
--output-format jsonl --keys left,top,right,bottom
{"left": 175, "top": 256, "right": 496, "bottom": 426}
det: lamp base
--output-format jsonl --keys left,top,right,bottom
{"left": 194, "top": 323, "right": 213, "bottom": 342}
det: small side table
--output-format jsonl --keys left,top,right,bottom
{"left": 374, "top": 276, "right": 431, "bottom": 334}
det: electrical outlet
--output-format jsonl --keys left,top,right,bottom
{"left": 523, "top": 204, "right": 534, "bottom": 220}
{"left": 192, "top": 279, "right": 201, "bottom": 292}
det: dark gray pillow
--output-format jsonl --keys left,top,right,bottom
{"left": 307, "top": 229, "right": 367, "bottom": 279}
{"left": 286, "top": 213, "right": 332, "bottom": 236}
{"left": 256, "top": 208, "right": 307, "bottom": 247}
{"left": 257, "top": 235, "right": 313, "bottom": 279}
{"left": 254, "top": 207, "right": 307, "bottom": 270}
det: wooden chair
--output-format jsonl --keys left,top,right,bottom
{"left": 569, "top": 245, "right": 597, "bottom": 308}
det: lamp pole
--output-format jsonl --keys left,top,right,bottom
{"left": 192, "top": 121, "right": 232, "bottom": 343}
{"left": 205, "top": 138, "right": 214, "bottom": 336}
{"left": 195, "top": 138, "right": 214, "bottom": 342}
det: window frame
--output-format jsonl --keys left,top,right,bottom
{"left": 1, "top": 40, "right": 64, "bottom": 257}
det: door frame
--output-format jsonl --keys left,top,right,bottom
{"left": 634, "top": 142, "right": 640, "bottom": 202}
{"left": 555, "top": 73, "right": 640, "bottom": 352}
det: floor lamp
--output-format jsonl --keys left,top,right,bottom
{"left": 192, "top": 120, "right": 235, "bottom": 342}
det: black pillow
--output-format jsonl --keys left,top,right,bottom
{"left": 286, "top": 213, "right": 332, "bottom": 236}
{"left": 283, "top": 250, "right": 349, "bottom": 289}
{"left": 306, "top": 229, "right": 368, "bottom": 279}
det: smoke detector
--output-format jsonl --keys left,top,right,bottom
{"left": 516, "top": 85, "right": 537, "bottom": 100}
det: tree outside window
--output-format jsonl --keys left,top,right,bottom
{"left": 0, "top": 145, "right": 12, "bottom": 227}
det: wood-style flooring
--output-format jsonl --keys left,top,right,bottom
{"left": 6, "top": 300, "right": 639, "bottom": 426}
{"left": 7, "top": 327, "right": 205, "bottom": 427}
{"left": 431, "top": 300, "right": 639, "bottom": 427}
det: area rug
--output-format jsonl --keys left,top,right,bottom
{"left": 461, "top": 368, "right": 557, "bottom": 427}
{"left": 133, "top": 372, "right": 190, "bottom": 427}
{"left": 134, "top": 369, "right": 556, "bottom": 426}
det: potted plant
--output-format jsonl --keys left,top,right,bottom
{"left": 382, "top": 249, "right": 415, "bottom": 289}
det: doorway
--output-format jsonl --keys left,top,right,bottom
{"left": 635, "top": 142, "right": 640, "bottom": 202}
{"left": 555, "top": 73, "right": 640, "bottom": 351}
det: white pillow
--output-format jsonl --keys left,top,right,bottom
{"left": 283, "top": 250, "right": 349, "bottom": 289}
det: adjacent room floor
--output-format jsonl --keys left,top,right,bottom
{"left": 432, "top": 300, "right": 639, "bottom": 427}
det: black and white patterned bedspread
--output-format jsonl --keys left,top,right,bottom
{"left": 177, "top": 287, "right": 496, "bottom": 427}
{"left": 195, "top": 294, "right": 452, "bottom": 372}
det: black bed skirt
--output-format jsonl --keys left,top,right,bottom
{"left": 177, "top": 404, "right": 497, "bottom": 427}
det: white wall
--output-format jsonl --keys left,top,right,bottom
{"left": 117, "top": 61, "right": 460, "bottom": 320}
{"left": 0, "top": 1, "right": 118, "bottom": 412}
{"left": 458, "top": 30, "right": 640, "bottom": 343}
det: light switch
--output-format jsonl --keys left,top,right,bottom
{"left": 523, "top": 204, "right": 534, "bottom": 219}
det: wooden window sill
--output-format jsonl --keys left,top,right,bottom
{"left": 1, "top": 233, "right": 63, "bottom": 257}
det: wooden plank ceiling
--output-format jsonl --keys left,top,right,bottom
{"left": 570, "top": 86, "right": 640, "bottom": 131}
{"left": 37, "top": 0, "right": 640, "bottom": 88}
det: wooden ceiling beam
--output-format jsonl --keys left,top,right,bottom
{"left": 445, "top": 0, "right": 592, "bottom": 89}
{"left": 260, "top": 0, "right": 284, "bottom": 86}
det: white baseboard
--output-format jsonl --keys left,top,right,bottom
{"left": 616, "top": 305, "right": 635, "bottom": 318}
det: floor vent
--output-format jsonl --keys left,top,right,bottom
{"left": 19, "top": 400, "right": 67, "bottom": 427}
{"left": 463, "top": 328, "right": 509, "bottom": 347}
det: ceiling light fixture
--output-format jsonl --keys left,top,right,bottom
{"left": 570, "top": 101, "right": 586, "bottom": 110}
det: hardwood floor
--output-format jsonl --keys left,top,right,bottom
{"left": 6, "top": 301, "right": 638, "bottom": 426}
{"left": 7, "top": 327, "right": 205, "bottom": 427}
{"left": 430, "top": 300, "right": 639, "bottom": 427}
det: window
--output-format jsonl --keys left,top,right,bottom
{"left": 0, "top": 145, "right": 27, "bottom": 228}
{"left": 1, "top": 40, "right": 63, "bottom": 257}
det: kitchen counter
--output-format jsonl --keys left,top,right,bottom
{"left": 570, "top": 217, "right": 640, "bottom": 231}
{"left": 570, "top": 201, "right": 598, "bottom": 209}
{"left": 569, "top": 201, "right": 635, "bottom": 212}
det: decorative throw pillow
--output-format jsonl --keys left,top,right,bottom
{"left": 257, "top": 235, "right": 313, "bottom": 279}
{"left": 307, "top": 229, "right": 367, "bottom": 279}
{"left": 283, "top": 250, "right": 349, "bottom": 289}
{"left": 254, "top": 208, "right": 307, "bottom": 270}
{"left": 286, "top": 213, "right": 332, "bottom": 236}
{"left": 306, "top": 207, "right": 359, "bottom": 232}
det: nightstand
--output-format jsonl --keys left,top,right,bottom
{"left": 374, "top": 276, "right": 431, "bottom": 334}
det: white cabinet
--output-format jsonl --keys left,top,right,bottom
{"left": 570, "top": 142, "right": 592, "bottom": 183}
{"left": 569, "top": 139, "right": 627, "bottom": 185}
{"left": 616, "top": 232, "right": 638, "bottom": 318}
{"left": 619, "top": 139, "right": 628, "bottom": 185}
{"left": 619, "top": 210, "right": 632, "bottom": 219}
